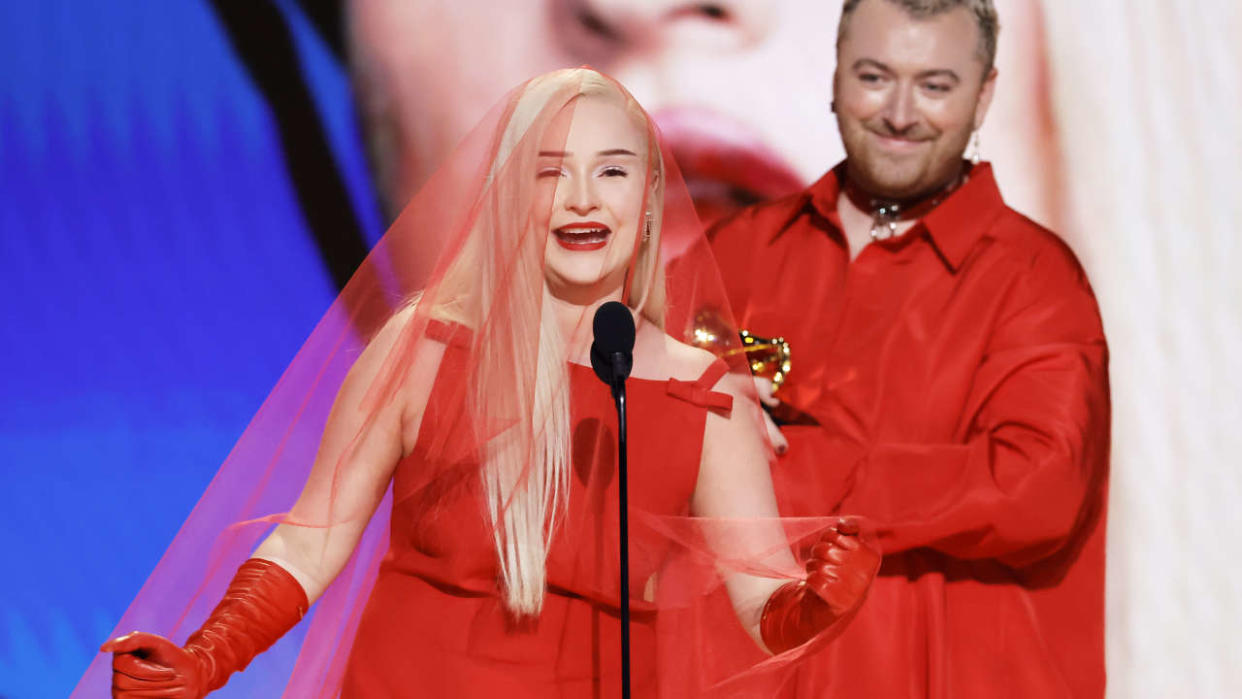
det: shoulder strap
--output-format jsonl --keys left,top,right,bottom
{"left": 666, "top": 358, "right": 733, "bottom": 414}
{"left": 424, "top": 318, "right": 472, "bottom": 348}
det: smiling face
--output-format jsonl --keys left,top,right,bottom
{"left": 537, "top": 95, "right": 653, "bottom": 304}
{"left": 834, "top": 0, "right": 997, "bottom": 200}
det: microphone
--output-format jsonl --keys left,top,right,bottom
{"left": 590, "top": 300, "right": 635, "bottom": 395}
{"left": 589, "top": 300, "right": 635, "bottom": 699}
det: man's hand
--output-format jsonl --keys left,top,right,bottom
{"left": 755, "top": 376, "right": 788, "bottom": 455}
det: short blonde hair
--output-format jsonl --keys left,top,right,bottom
{"left": 838, "top": 0, "right": 1000, "bottom": 72}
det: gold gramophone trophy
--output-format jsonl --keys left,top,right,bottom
{"left": 689, "top": 308, "right": 792, "bottom": 389}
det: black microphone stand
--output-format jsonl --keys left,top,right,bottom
{"left": 608, "top": 356, "right": 631, "bottom": 699}
{"left": 590, "top": 301, "right": 635, "bottom": 699}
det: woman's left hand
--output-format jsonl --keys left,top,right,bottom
{"left": 804, "top": 519, "right": 880, "bottom": 617}
{"left": 759, "top": 519, "right": 881, "bottom": 654}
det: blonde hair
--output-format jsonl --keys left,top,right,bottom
{"left": 432, "top": 68, "right": 665, "bottom": 615}
{"left": 838, "top": 0, "right": 1000, "bottom": 71}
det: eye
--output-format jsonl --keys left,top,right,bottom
{"left": 922, "top": 82, "right": 952, "bottom": 94}
{"left": 858, "top": 72, "right": 884, "bottom": 84}
{"left": 598, "top": 165, "right": 628, "bottom": 178}
{"left": 537, "top": 166, "right": 566, "bottom": 179}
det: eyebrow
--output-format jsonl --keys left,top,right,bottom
{"left": 537, "top": 149, "right": 639, "bottom": 157}
{"left": 852, "top": 59, "right": 961, "bottom": 83}
{"left": 852, "top": 58, "right": 890, "bottom": 73}
{"left": 917, "top": 69, "right": 960, "bottom": 83}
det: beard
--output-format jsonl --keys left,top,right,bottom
{"left": 839, "top": 116, "right": 972, "bottom": 201}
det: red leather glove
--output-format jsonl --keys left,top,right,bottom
{"left": 760, "top": 519, "right": 881, "bottom": 654}
{"left": 101, "top": 558, "right": 308, "bottom": 698}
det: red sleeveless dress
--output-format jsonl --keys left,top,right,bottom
{"left": 340, "top": 320, "right": 732, "bottom": 697}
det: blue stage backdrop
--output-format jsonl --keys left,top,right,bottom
{"left": 0, "top": 2, "right": 382, "bottom": 696}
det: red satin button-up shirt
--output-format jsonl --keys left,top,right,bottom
{"left": 709, "top": 163, "right": 1110, "bottom": 698}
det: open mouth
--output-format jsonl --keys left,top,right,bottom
{"left": 553, "top": 222, "right": 611, "bottom": 251}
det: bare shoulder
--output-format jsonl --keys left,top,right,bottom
{"left": 653, "top": 327, "right": 723, "bottom": 383}
{"left": 368, "top": 302, "right": 421, "bottom": 351}
{"left": 370, "top": 301, "right": 463, "bottom": 356}
{"left": 354, "top": 302, "right": 452, "bottom": 406}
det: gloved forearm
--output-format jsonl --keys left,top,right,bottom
{"left": 102, "top": 558, "right": 308, "bottom": 698}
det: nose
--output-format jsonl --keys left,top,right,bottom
{"left": 563, "top": 175, "right": 599, "bottom": 215}
{"left": 559, "top": 0, "right": 774, "bottom": 55}
{"left": 882, "top": 83, "right": 920, "bottom": 135}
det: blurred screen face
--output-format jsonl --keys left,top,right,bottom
{"left": 833, "top": 0, "right": 996, "bottom": 200}
{"left": 347, "top": 0, "right": 842, "bottom": 223}
{"left": 347, "top": 0, "right": 1051, "bottom": 227}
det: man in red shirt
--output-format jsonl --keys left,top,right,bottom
{"left": 709, "top": 1, "right": 1109, "bottom": 696}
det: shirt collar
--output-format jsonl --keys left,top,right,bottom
{"left": 806, "top": 161, "right": 1007, "bottom": 272}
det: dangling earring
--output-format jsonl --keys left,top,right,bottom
{"left": 968, "top": 130, "right": 982, "bottom": 165}
{"left": 643, "top": 210, "right": 653, "bottom": 242}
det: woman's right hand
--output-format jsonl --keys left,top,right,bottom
{"left": 101, "top": 631, "right": 206, "bottom": 698}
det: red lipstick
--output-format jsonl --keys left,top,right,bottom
{"left": 553, "top": 221, "right": 611, "bottom": 252}
{"left": 653, "top": 108, "right": 806, "bottom": 226}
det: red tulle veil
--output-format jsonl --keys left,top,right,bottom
{"left": 74, "top": 68, "right": 865, "bottom": 698}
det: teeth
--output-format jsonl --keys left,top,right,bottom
{"left": 555, "top": 227, "right": 609, "bottom": 243}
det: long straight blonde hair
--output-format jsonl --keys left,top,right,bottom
{"left": 429, "top": 69, "right": 667, "bottom": 615}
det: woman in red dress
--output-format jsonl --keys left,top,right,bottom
{"left": 89, "top": 69, "right": 878, "bottom": 698}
